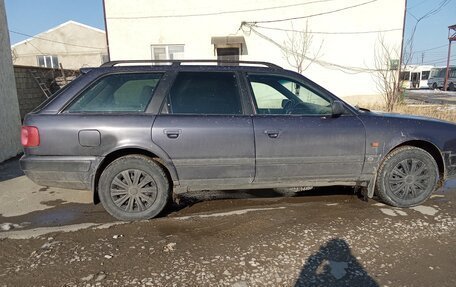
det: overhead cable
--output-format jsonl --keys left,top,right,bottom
{"left": 244, "top": 0, "right": 378, "bottom": 24}
{"left": 252, "top": 25, "right": 401, "bottom": 35}
{"left": 10, "top": 30, "right": 105, "bottom": 50}
{"left": 107, "top": 0, "right": 341, "bottom": 19}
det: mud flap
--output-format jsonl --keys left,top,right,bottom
{"left": 367, "top": 168, "right": 377, "bottom": 198}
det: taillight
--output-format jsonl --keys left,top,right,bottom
{"left": 21, "top": 126, "right": 40, "bottom": 147}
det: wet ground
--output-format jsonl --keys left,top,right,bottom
{"left": 0, "top": 158, "right": 455, "bottom": 286}
{"left": 405, "top": 89, "right": 456, "bottom": 105}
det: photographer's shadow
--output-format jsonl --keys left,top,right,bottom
{"left": 295, "top": 238, "right": 379, "bottom": 287}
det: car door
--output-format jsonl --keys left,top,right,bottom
{"left": 246, "top": 73, "right": 366, "bottom": 183}
{"left": 152, "top": 70, "right": 255, "bottom": 188}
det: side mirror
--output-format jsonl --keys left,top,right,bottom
{"left": 281, "top": 99, "right": 291, "bottom": 108}
{"left": 331, "top": 100, "right": 345, "bottom": 117}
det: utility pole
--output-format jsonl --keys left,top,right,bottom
{"left": 421, "top": 52, "right": 424, "bottom": 64}
{"left": 397, "top": 0, "right": 407, "bottom": 93}
{"left": 443, "top": 24, "right": 456, "bottom": 91}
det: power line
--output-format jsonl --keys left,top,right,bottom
{"left": 252, "top": 24, "right": 401, "bottom": 35}
{"left": 107, "top": 0, "right": 341, "bottom": 19}
{"left": 404, "top": 0, "right": 452, "bottom": 63}
{"left": 414, "top": 44, "right": 448, "bottom": 53}
{"left": 407, "top": 0, "right": 431, "bottom": 10}
{"left": 9, "top": 30, "right": 105, "bottom": 50}
{"left": 14, "top": 51, "right": 105, "bottom": 57}
{"left": 26, "top": 41, "right": 46, "bottom": 55}
{"left": 423, "top": 55, "right": 456, "bottom": 64}
{"left": 245, "top": 25, "right": 382, "bottom": 74}
{"left": 245, "top": 0, "right": 378, "bottom": 24}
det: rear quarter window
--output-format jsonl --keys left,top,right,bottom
{"left": 66, "top": 73, "right": 162, "bottom": 113}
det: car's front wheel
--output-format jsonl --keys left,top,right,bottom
{"left": 376, "top": 146, "right": 439, "bottom": 207}
{"left": 98, "top": 155, "right": 170, "bottom": 220}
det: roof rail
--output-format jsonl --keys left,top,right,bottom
{"left": 100, "top": 59, "right": 282, "bottom": 69}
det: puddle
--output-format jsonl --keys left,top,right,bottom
{"left": 441, "top": 179, "right": 456, "bottom": 192}
{"left": 410, "top": 206, "right": 439, "bottom": 216}
{"left": 0, "top": 202, "right": 112, "bottom": 229}
{"left": 174, "top": 207, "right": 286, "bottom": 220}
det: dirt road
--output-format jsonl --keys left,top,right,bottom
{"left": 0, "top": 157, "right": 455, "bottom": 286}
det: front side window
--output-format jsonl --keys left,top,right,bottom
{"left": 37, "top": 55, "right": 59, "bottom": 68}
{"left": 164, "top": 72, "right": 242, "bottom": 115}
{"left": 67, "top": 73, "right": 162, "bottom": 113}
{"left": 248, "top": 74, "right": 332, "bottom": 115}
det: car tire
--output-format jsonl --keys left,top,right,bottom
{"left": 449, "top": 82, "right": 455, "bottom": 91}
{"left": 432, "top": 83, "right": 437, "bottom": 90}
{"left": 98, "top": 155, "right": 170, "bottom": 220}
{"left": 376, "top": 146, "right": 439, "bottom": 207}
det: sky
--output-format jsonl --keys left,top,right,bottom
{"left": 4, "top": 0, "right": 456, "bottom": 66}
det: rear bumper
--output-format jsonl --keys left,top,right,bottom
{"left": 443, "top": 152, "right": 456, "bottom": 180}
{"left": 20, "top": 155, "right": 102, "bottom": 190}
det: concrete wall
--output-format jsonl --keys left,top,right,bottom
{"left": 105, "top": 0, "right": 406, "bottom": 104}
{"left": 0, "top": 0, "right": 21, "bottom": 162}
{"left": 12, "top": 21, "right": 107, "bottom": 70}
{"left": 13, "top": 66, "right": 78, "bottom": 119}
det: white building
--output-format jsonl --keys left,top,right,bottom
{"left": 104, "top": 0, "right": 406, "bottom": 104}
{"left": 12, "top": 21, "right": 108, "bottom": 70}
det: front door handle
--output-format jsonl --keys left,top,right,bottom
{"left": 164, "top": 129, "right": 181, "bottom": 139}
{"left": 265, "top": 130, "right": 280, "bottom": 139}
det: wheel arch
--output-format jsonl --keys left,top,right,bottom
{"left": 390, "top": 140, "right": 445, "bottom": 181}
{"left": 92, "top": 147, "right": 178, "bottom": 204}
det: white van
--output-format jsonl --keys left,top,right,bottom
{"left": 428, "top": 66, "right": 455, "bottom": 90}
{"left": 400, "top": 65, "right": 433, "bottom": 89}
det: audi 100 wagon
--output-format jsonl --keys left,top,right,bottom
{"left": 20, "top": 60, "right": 456, "bottom": 220}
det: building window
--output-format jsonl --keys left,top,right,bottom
{"left": 211, "top": 36, "right": 246, "bottom": 65}
{"left": 37, "top": 55, "right": 59, "bottom": 68}
{"left": 151, "top": 45, "right": 184, "bottom": 60}
{"left": 216, "top": 48, "right": 240, "bottom": 64}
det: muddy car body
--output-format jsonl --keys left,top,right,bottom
{"left": 20, "top": 60, "right": 456, "bottom": 220}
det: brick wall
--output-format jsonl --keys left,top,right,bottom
{"left": 14, "top": 65, "right": 78, "bottom": 119}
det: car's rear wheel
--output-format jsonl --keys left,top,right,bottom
{"left": 98, "top": 155, "right": 170, "bottom": 220}
{"left": 376, "top": 146, "right": 439, "bottom": 207}
{"left": 449, "top": 82, "right": 455, "bottom": 91}
{"left": 432, "top": 82, "right": 438, "bottom": 90}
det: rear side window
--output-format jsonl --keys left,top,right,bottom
{"left": 67, "top": 73, "right": 162, "bottom": 113}
{"left": 164, "top": 72, "right": 242, "bottom": 115}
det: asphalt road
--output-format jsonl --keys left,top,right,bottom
{"left": 0, "top": 158, "right": 455, "bottom": 286}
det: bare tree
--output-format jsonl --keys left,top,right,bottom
{"left": 11, "top": 49, "right": 17, "bottom": 63}
{"left": 373, "top": 35, "right": 402, "bottom": 112}
{"left": 281, "top": 21, "right": 323, "bottom": 74}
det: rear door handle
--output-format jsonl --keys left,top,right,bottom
{"left": 164, "top": 129, "right": 181, "bottom": 139}
{"left": 265, "top": 130, "right": 280, "bottom": 139}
